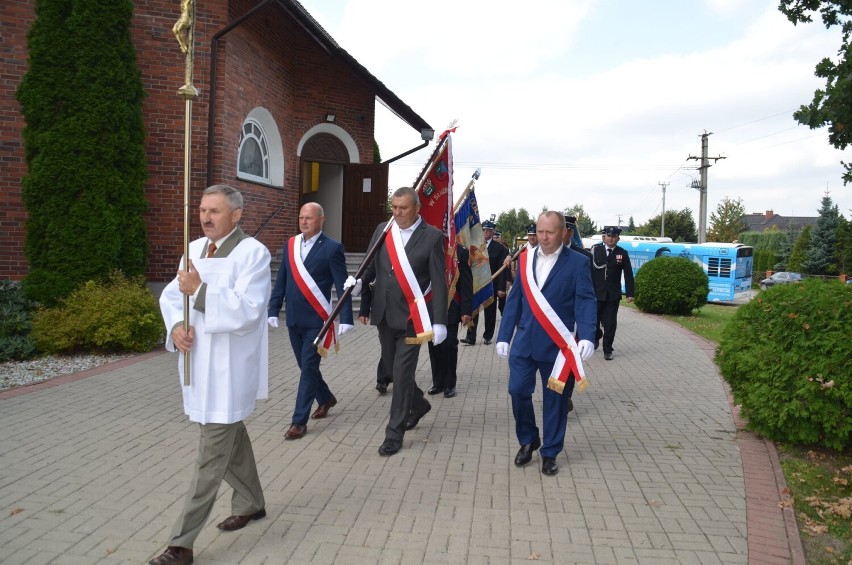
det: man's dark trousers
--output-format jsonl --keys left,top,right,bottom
{"left": 288, "top": 325, "right": 333, "bottom": 425}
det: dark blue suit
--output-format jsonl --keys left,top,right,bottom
{"left": 496, "top": 245, "right": 596, "bottom": 458}
{"left": 268, "top": 233, "right": 353, "bottom": 426}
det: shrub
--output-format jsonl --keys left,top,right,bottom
{"left": 0, "top": 281, "right": 37, "bottom": 361}
{"left": 716, "top": 280, "right": 851, "bottom": 450}
{"left": 17, "top": 0, "right": 148, "bottom": 307}
{"left": 31, "top": 271, "right": 164, "bottom": 354}
{"left": 634, "top": 256, "right": 709, "bottom": 315}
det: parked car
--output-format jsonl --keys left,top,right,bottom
{"left": 760, "top": 271, "right": 802, "bottom": 289}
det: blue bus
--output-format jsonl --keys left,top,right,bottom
{"left": 593, "top": 240, "right": 754, "bottom": 302}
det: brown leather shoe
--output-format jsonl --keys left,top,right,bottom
{"left": 216, "top": 508, "right": 267, "bottom": 531}
{"left": 285, "top": 424, "right": 306, "bottom": 440}
{"left": 149, "top": 546, "right": 193, "bottom": 565}
{"left": 311, "top": 395, "right": 337, "bottom": 419}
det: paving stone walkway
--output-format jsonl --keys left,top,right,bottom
{"left": 0, "top": 307, "right": 803, "bottom": 564}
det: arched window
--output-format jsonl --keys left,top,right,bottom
{"left": 237, "top": 119, "right": 269, "bottom": 183}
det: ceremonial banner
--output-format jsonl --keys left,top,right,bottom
{"left": 417, "top": 132, "right": 457, "bottom": 308}
{"left": 454, "top": 187, "right": 494, "bottom": 317}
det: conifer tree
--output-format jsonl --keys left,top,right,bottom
{"left": 835, "top": 216, "right": 852, "bottom": 276}
{"left": 16, "top": 0, "right": 148, "bottom": 305}
{"left": 802, "top": 194, "right": 841, "bottom": 275}
{"left": 787, "top": 225, "right": 811, "bottom": 273}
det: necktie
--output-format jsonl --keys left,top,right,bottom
{"left": 606, "top": 248, "right": 611, "bottom": 258}
{"left": 207, "top": 242, "right": 217, "bottom": 258}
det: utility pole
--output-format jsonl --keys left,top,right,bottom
{"left": 616, "top": 213, "right": 623, "bottom": 228}
{"left": 658, "top": 181, "right": 669, "bottom": 237}
{"left": 687, "top": 131, "right": 725, "bottom": 243}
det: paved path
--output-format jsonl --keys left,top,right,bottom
{"left": 0, "top": 308, "right": 803, "bottom": 564}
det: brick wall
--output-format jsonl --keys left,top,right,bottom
{"left": 1, "top": 0, "right": 379, "bottom": 282}
{"left": 0, "top": 1, "right": 34, "bottom": 280}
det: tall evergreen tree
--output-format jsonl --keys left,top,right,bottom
{"left": 837, "top": 215, "right": 852, "bottom": 276}
{"left": 16, "top": 0, "right": 148, "bottom": 305}
{"left": 707, "top": 196, "right": 747, "bottom": 242}
{"left": 637, "top": 208, "right": 697, "bottom": 242}
{"left": 802, "top": 194, "right": 841, "bottom": 275}
{"left": 787, "top": 225, "right": 812, "bottom": 273}
{"left": 627, "top": 216, "right": 636, "bottom": 233}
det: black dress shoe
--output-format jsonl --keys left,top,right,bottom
{"left": 404, "top": 401, "right": 432, "bottom": 430}
{"left": 149, "top": 546, "right": 193, "bottom": 565}
{"left": 483, "top": 338, "right": 492, "bottom": 345}
{"left": 461, "top": 338, "right": 475, "bottom": 345}
{"left": 514, "top": 437, "right": 542, "bottom": 467}
{"left": 427, "top": 385, "right": 444, "bottom": 395}
{"left": 376, "top": 382, "right": 388, "bottom": 395}
{"left": 567, "top": 397, "right": 574, "bottom": 412}
{"left": 443, "top": 387, "right": 456, "bottom": 398}
{"left": 604, "top": 352, "right": 613, "bottom": 360}
{"left": 541, "top": 457, "right": 559, "bottom": 476}
{"left": 378, "top": 439, "right": 401, "bottom": 456}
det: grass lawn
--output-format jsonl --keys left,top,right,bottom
{"left": 625, "top": 301, "right": 852, "bottom": 563}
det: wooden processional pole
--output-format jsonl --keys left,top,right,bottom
{"left": 174, "top": 0, "right": 198, "bottom": 385}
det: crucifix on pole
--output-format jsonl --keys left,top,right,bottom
{"left": 173, "top": 0, "right": 199, "bottom": 385}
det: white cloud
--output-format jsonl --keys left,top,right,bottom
{"left": 302, "top": 0, "right": 852, "bottom": 230}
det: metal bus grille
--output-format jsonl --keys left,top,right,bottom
{"left": 708, "top": 257, "right": 732, "bottom": 278}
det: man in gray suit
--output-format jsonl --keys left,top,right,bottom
{"left": 357, "top": 186, "right": 448, "bottom": 456}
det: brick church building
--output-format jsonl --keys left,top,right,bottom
{"left": 0, "top": 0, "right": 433, "bottom": 282}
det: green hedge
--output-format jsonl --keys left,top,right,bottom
{"left": 634, "top": 256, "right": 709, "bottom": 315}
{"left": 716, "top": 280, "right": 851, "bottom": 450}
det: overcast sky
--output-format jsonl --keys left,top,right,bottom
{"left": 298, "top": 0, "right": 851, "bottom": 231}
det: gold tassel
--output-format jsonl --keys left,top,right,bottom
{"left": 577, "top": 378, "right": 589, "bottom": 392}
{"left": 317, "top": 346, "right": 329, "bottom": 358}
{"left": 404, "top": 330, "right": 433, "bottom": 345}
{"left": 547, "top": 376, "right": 565, "bottom": 394}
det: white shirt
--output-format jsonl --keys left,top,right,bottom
{"left": 301, "top": 232, "right": 320, "bottom": 260}
{"left": 398, "top": 216, "right": 422, "bottom": 246}
{"left": 535, "top": 244, "right": 563, "bottom": 286}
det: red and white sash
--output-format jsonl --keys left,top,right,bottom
{"left": 288, "top": 235, "right": 338, "bottom": 357}
{"left": 385, "top": 221, "right": 433, "bottom": 344}
{"left": 518, "top": 248, "right": 587, "bottom": 393}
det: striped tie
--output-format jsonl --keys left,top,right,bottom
{"left": 207, "top": 242, "right": 217, "bottom": 258}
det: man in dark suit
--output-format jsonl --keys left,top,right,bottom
{"left": 564, "top": 216, "right": 592, "bottom": 266}
{"left": 496, "top": 211, "right": 596, "bottom": 477}
{"left": 268, "top": 202, "right": 353, "bottom": 440}
{"left": 590, "top": 226, "right": 634, "bottom": 360}
{"left": 427, "top": 243, "right": 473, "bottom": 398}
{"left": 357, "top": 186, "right": 448, "bottom": 456}
{"left": 462, "top": 219, "right": 508, "bottom": 345}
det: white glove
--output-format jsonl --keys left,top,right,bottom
{"left": 267, "top": 316, "right": 279, "bottom": 328}
{"left": 432, "top": 324, "right": 447, "bottom": 345}
{"left": 577, "top": 339, "right": 594, "bottom": 361}
{"left": 343, "top": 276, "right": 362, "bottom": 297}
{"left": 496, "top": 342, "right": 509, "bottom": 358}
{"left": 337, "top": 323, "right": 353, "bottom": 336}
